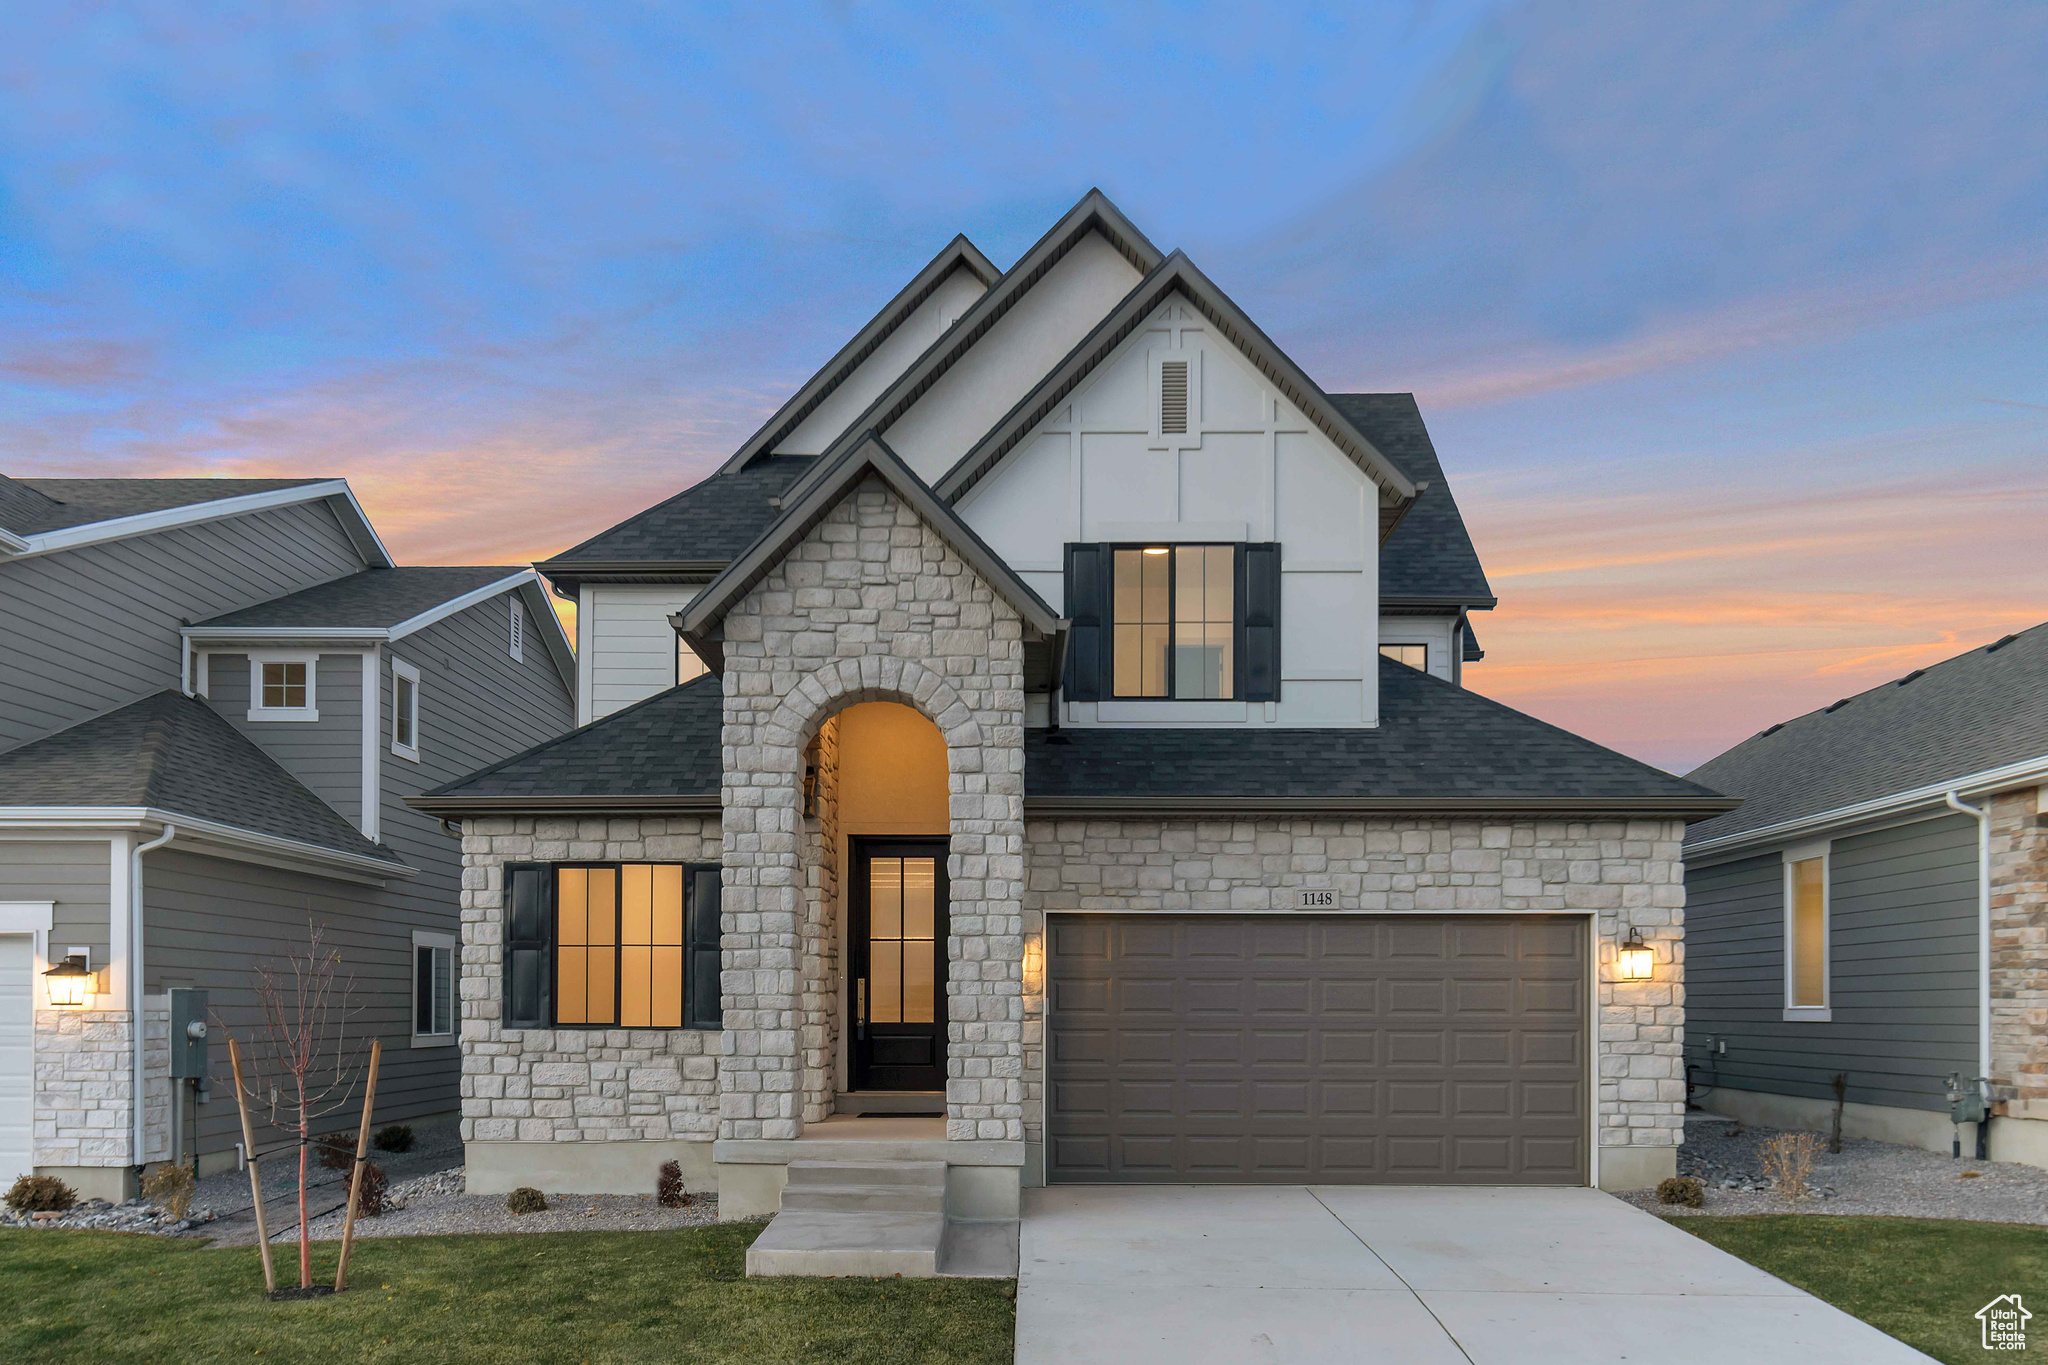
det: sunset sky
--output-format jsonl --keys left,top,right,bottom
{"left": 4, "top": 3, "right": 2045, "bottom": 774}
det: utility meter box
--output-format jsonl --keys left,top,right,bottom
{"left": 1948, "top": 1075, "right": 1988, "bottom": 1126}
{"left": 168, "top": 988, "right": 209, "bottom": 1081}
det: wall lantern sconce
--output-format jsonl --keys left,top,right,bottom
{"left": 43, "top": 951, "right": 94, "bottom": 1008}
{"left": 1616, "top": 929, "right": 1655, "bottom": 982}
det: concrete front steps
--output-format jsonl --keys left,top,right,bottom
{"left": 744, "top": 1159, "right": 1017, "bottom": 1279}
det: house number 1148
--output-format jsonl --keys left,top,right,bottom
{"left": 1295, "top": 890, "right": 1337, "bottom": 909}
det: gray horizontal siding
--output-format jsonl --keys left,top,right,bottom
{"left": 143, "top": 848, "right": 458, "bottom": 1158}
{"left": 1686, "top": 813, "right": 1979, "bottom": 1112}
{"left": 0, "top": 840, "right": 111, "bottom": 966}
{"left": 206, "top": 652, "right": 366, "bottom": 830}
{"left": 0, "top": 500, "right": 365, "bottom": 753}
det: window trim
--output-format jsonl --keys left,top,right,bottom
{"left": 1107, "top": 542, "right": 1241, "bottom": 702}
{"left": 411, "top": 930, "right": 457, "bottom": 1046}
{"left": 550, "top": 861, "right": 690, "bottom": 1030}
{"left": 246, "top": 651, "right": 320, "bottom": 722}
{"left": 390, "top": 657, "right": 422, "bottom": 763}
{"left": 508, "top": 597, "right": 526, "bottom": 662}
{"left": 1782, "top": 838, "right": 1832, "bottom": 1021}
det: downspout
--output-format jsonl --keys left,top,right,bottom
{"left": 1944, "top": 791, "right": 1992, "bottom": 1148}
{"left": 130, "top": 823, "right": 177, "bottom": 1171}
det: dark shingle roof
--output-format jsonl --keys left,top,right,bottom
{"left": 1329, "top": 394, "right": 1494, "bottom": 605}
{"left": 1, "top": 478, "right": 328, "bottom": 536}
{"left": 415, "top": 674, "right": 724, "bottom": 808}
{"left": 418, "top": 661, "right": 1727, "bottom": 816}
{"left": 0, "top": 691, "right": 403, "bottom": 865}
{"left": 540, "top": 457, "right": 818, "bottom": 571}
{"left": 194, "top": 567, "right": 521, "bottom": 631}
{"left": 0, "top": 474, "right": 63, "bottom": 531}
{"left": 1686, "top": 622, "right": 2048, "bottom": 846}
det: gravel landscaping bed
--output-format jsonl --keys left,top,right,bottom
{"left": 1619, "top": 1112, "right": 2048, "bottom": 1223}
{"left": 291, "top": 1169, "right": 723, "bottom": 1240}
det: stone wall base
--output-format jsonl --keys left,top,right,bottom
{"left": 1596, "top": 1145, "right": 1677, "bottom": 1191}
{"left": 39, "top": 1165, "right": 138, "bottom": 1203}
{"left": 1989, "top": 1115, "right": 2048, "bottom": 1169}
{"left": 464, "top": 1140, "right": 716, "bottom": 1196}
{"left": 1697, "top": 1087, "right": 1980, "bottom": 1157}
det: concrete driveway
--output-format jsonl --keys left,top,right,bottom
{"left": 1016, "top": 1186, "right": 1933, "bottom": 1364}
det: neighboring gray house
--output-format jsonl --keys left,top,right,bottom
{"left": 0, "top": 474, "right": 575, "bottom": 1199}
{"left": 1685, "top": 623, "right": 2048, "bottom": 1168}
{"left": 412, "top": 192, "right": 1733, "bottom": 1278}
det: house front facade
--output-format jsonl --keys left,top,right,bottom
{"left": 416, "top": 193, "right": 1732, "bottom": 1262}
{"left": 1685, "top": 623, "right": 2048, "bottom": 1168}
{"left": 0, "top": 475, "right": 576, "bottom": 1199}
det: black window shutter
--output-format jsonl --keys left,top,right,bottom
{"left": 1239, "top": 543, "right": 1282, "bottom": 702}
{"left": 502, "top": 863, "right": 551, "bottom": 1029}
{"left": 685, "top": 864, "right": 724, "bottom": 1031}
{"left": 1062, "top": 543, "right": 1110, "bottom": 702}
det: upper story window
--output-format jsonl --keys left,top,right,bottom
{"left": 247, "top": 653, "right": 318, "bottom": 722}
{"left": 1111, "top": 544, "right": 1236, "bottom": 700}
{"left": 391, "top": 657, "right": 421, "bottom": 762}
{"left": 509, "top": 597, "right": 526, "bottom": 662}
{"left": 1380, "top": 643, "right": 1429, "bottom": 672}
{"left": 1783, "top": 841, "right": 1830, "bottom": 1021}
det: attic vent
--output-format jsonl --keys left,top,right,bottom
{"left": 1824, "top": 697, "right": 1852, "bottom": 713}
{"left": 1987, "top": 633, "right": 2019, "bottom": 653}
{"left": 1896, "top": 668, "right": 1925, "bottom": 685}
{"left": 1160, "top": 360, "right": 1188, "bottom": 434}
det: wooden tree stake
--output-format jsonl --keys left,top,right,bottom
{"left": 228, "top": 1036, "right": 276, "bottom": 1294}
{"left": 333, "top": 1038, "right": 382, "bottom": 1292}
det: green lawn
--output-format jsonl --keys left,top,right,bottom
{"left": 1674, "top": 1216, "right": 2048, "bottom": 1363}
{"left": 0, "top": 1223, "right": 1014, "bottom": 1365}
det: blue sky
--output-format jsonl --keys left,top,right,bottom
{"left": 3, "top": 2, "right": 2045, "bottom": 770}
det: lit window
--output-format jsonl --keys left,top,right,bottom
{"left": 555, "top": 864, "right": 684, "bottom": 1028}
{"left": 413, "top": 933, "right": 455, "bottom": 1041}
{"left": 1112, "top": 545, "right": 1235, "bottom": 699}
{"left": 1785, "top": 847, "right": 1829, "bottom": 1017}
{"left": 391, "top": 658, "right": 421, "bottom": 761}
{"left": 1380, "top": 643, "right": 1429, "bottom": 672}
{"left": 247, "top": 654, "right": 318, "bottom": 721}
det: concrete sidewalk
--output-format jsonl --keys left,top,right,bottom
{"left": 1016, "top": 1185, "right": 1934, "bottom": 1364}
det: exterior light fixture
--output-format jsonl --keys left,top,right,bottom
{"left": 43, "top": 952, "right": 94, "bottom": 1008}
{"left": 1142, "top": 546, "right": 1169, "bottom": 556}
{"left": 1616, "top": 929, "right": 1655, "bottom": 982}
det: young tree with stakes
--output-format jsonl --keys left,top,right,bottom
{"left": 231, "top": 918, "right": 365, "bottom": 1291}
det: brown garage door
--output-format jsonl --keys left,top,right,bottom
{"left": 1047, "top": 914, "right": 1587, "bottom": 1184}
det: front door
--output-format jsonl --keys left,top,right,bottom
{"left": 850, "top": 838, "right": 949, "bottom": 1092}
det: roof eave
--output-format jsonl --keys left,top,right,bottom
{"left": 1021, "top": 794, "right": 1743, "bottom": 819}
{"left": 0, "top": 480, "right": 393, "bottom": 567}
{"left": 407, "top": 793, "right": 721, "bottom": 817}
{"left": 0, "top": 806, "right": 413, "bottom": 883}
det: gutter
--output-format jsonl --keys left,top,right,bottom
{"left": 129, "top": 823, "right": 176, "bottom": 1169}
{"left": 1020, "top": 794, "right": 1739, "bottom": 818}
{"left": 0, "top": 808, "right": 412, "bottom": 882}
{"left": 407, "top": 793, "right": 722, "bottom": 817}
{"left": 1944, "top": 791, "right": 1994, "bottom": 1090}
{"left": 1686, "top": 752, "right": 2048, "bottom": 863}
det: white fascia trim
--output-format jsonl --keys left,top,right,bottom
{"left": 187, "top": 627, "right": 389, "bottom": 645}
{"left": 0, "top": 480, "right": 395, "bottom": 565}
{"left": 0, "top": 808, "right": 414, "bottom": 882}
{"left": 0, "top": 527, "right": 29, "bottom": 554}
{"left": 386, "top": 570, "right": 537, "bottom": 641}
{"left": 1687, "top": 752, "right": 2048, "bottom": 863}
{"left": 360, "top": 647, "right": 382, "bottom": 841}
{"left": 0, "top": 900, "right": 55, "bottom": 934}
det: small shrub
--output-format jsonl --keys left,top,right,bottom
{"left": 1759, "top": 1131, "right": 1824, "bottom": 1199}
{"left": 657, "top": 1159, "right": 686, "bottom": 1208}
{"left": 1655, "top": 1176, "right": 1704, "bottom": 1209}
{"left": 141, "top": 1163, "right": 196, "bottom": 1220}
{"left": 355, "top": 1163, "right": 389, "bottom": 1218}
{"left": 315, "top": 1133, "right": 356, "bottom": 1172}
{"left": 373, "top": 1124, "right": 414, "bottom": 1153}
{"left": 5, "top": 1174, "right": 78, "bottom": 1214}
{"left": 507, "top": 1186, "right": 546, "bottom": 1215}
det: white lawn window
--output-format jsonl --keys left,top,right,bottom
{"left": 509, "top": 597, "right": 526, "bottom": 662}
{"left": 390, "top": 657, "right": 422, "bottom": 763}
{"left": 411, "top": 930, "right": 456, "bottom": 1045}
{"left": 247, "top": 652, "right": 319, "bottom": 722}
{"left": 1783, "top": 840, "right": 1831, "bottom": 1021}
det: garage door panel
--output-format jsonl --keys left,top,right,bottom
{"left": 1048, "top": 914, "right": 1587, "bottom": 1185}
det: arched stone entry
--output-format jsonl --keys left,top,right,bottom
{"left": 714, "top": 478, "right": 1026, "bottom": 1144}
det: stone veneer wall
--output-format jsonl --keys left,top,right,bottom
{"left": 34, "top": 1001, "right": 170, "bottom": 1168}
{"left": 718, "top": 477, "right": 1027, "bottom": 1142}
{"left": 1020, "top": 817, "right": 1689, "bottom": 1157}
{"left": 1991, "top": 784, "right": 2048, "bottom": 1119}
{"left": 458, "top": 816, "right": 723, "bottom": 1144}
